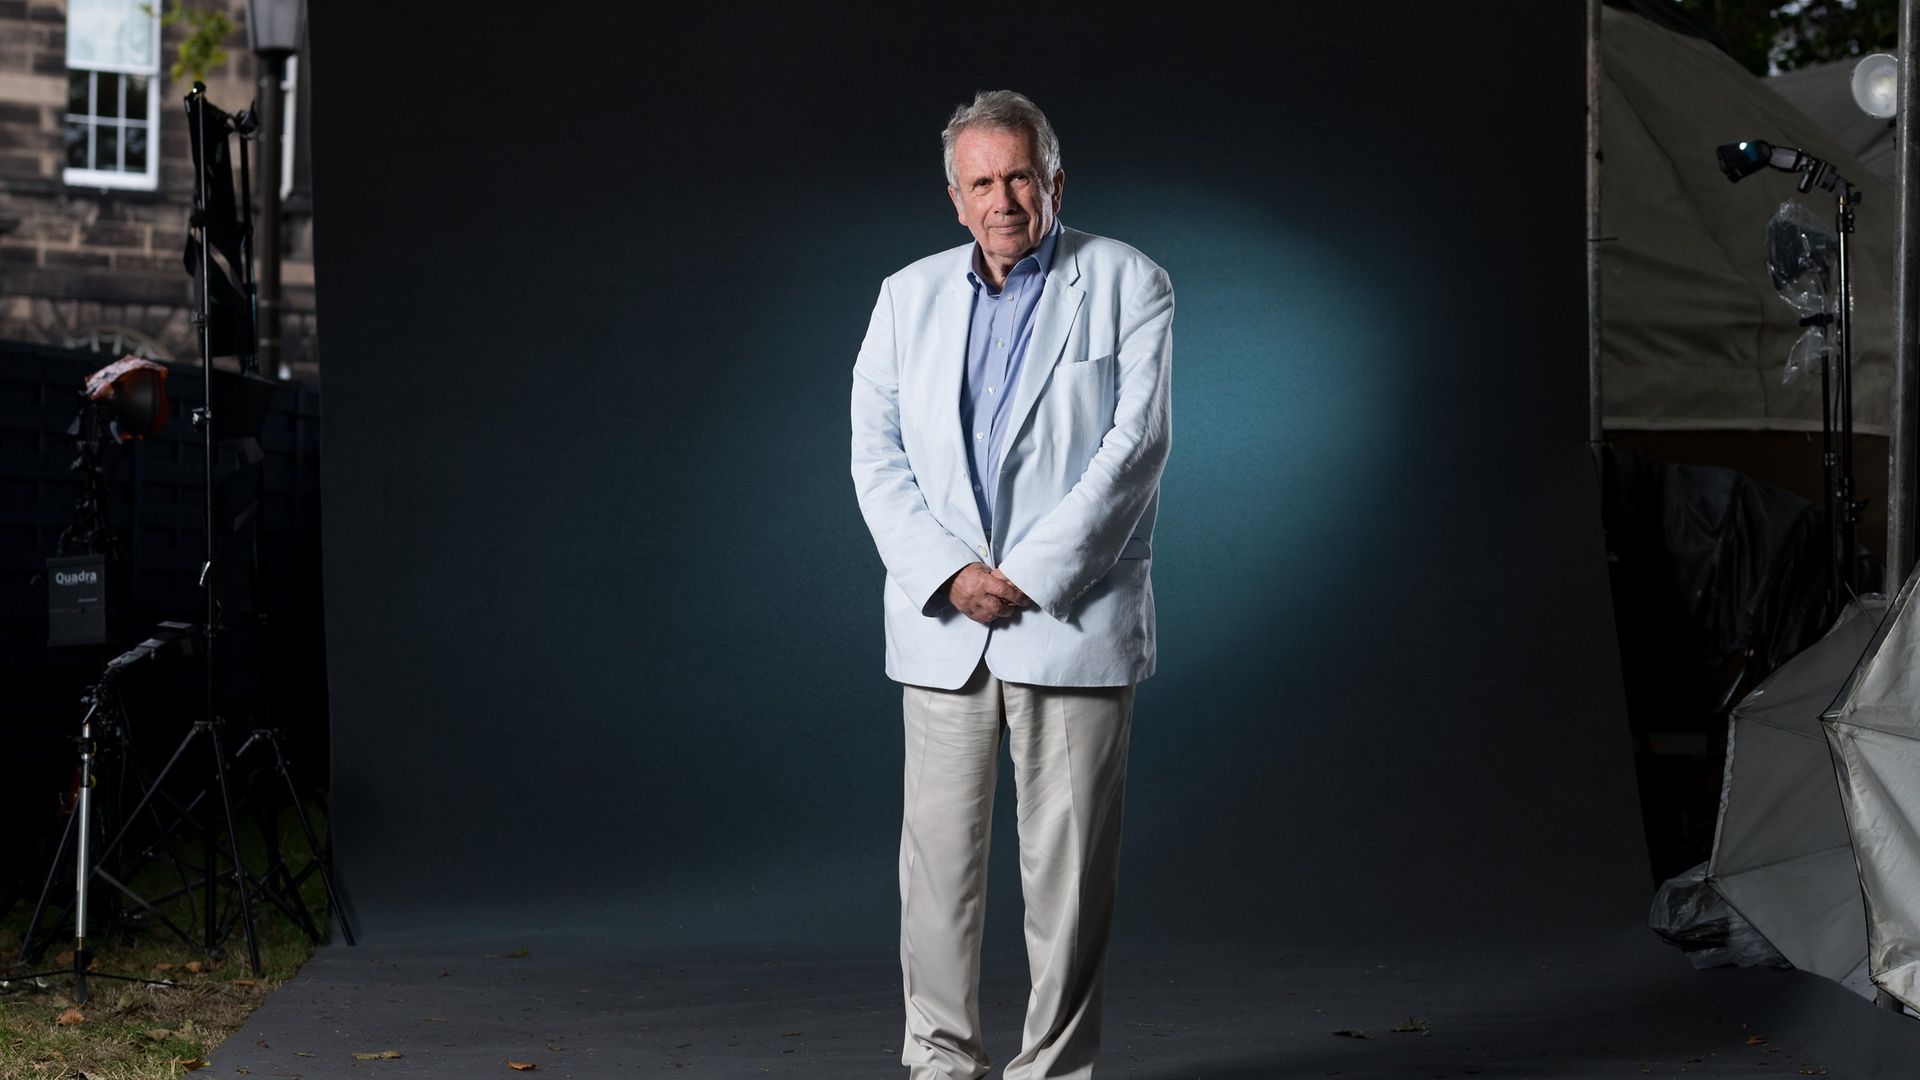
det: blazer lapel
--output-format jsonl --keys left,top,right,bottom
{"left": 932, "top": 269, "right": 986, "bottom": 546}
{"left": 1003, "top": 232, "right": 1084, "bottom": 450}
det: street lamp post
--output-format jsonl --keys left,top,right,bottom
{"left": 247, "top": 0, "right": 302, "bottom": 381}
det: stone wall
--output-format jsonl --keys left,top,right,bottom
{"left": 0, "top": 0, "right": 317, "bottom": 376}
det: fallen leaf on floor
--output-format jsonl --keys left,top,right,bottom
{"left": 255, "top": 1040, "right": 269, "bottom": 1049}
{"left": 507, "top": 1061, "right": 538, "bottom": 1071}
{"left": 352, "top": 1050, "right": 404, "bottom": 1060}
{"left": 1331, "top": 1029, "right": 1372, "bottom": 1040}
{"left": 1747, "top": 1035, "right": 1768, "bottom": 1046}
{"left": 55, "top": 1007, "right": 85, "bottom": 1026}
{"left": 544, "top": 1041, "right": 567, "bottom": 1052}
{"left": 232, "top": 978, "right": 258, "bottom": 988}
{"left": 183, "top": 961, "right": 205, "bottom": 974}
{"left": 500, "top": 948, "right": 530, "bottom": 959}
{"left": 780, "top": 1031, "right": 801, "bottom": 1037}
{"left": 172, "top": 1059, "right": 209, "bottom": 1071}
{"left": 153, "top": 962, "right": 176, "bottom": 973}
{"left": 144, "top": 1028, "right": 176, "bottom": 1041}
{"left": 1391, "top": 1018, "right": 1432, "bottom": 1036}
{"left": 1799, "top": 1067, "right": 1828, "bottom": 1076}
{"left": 56, "top": 950, "right": 73, "bottom": 965}
{"left": 294, "top": 1051, "right": 314, "bottom": 1057}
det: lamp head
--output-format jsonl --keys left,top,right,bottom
{"left": 245, "top": 0, "right": 304, "bottom": 58}
{"left": 83, "top": 356, "right": 172, "bottom": 441}
{"left": 1853, "top": 53, "right": 1899, "bottom": 120}
{"left": 1717, "top": 140, "right": 1776, "bottom": 183}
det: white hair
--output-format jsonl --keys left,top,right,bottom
{"left": 941, "top": 90, "right": 1062, "bottom": 193}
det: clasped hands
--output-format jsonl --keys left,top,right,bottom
{"left": 947, "top": 563, "right": 1030, "bottom": 625}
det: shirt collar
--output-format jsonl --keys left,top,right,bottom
{"left": 966, "top": 219, "right": 1062, "bottom": 293}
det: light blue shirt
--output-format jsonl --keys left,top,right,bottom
{"left": 961, "top": 219, "right": 1061, "bottom": 536}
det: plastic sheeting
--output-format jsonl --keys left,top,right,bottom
{"left": 1764, "top": 200, "right": 1838, "bottom": 389}
{"left": 1706, "top": 597, "right": 1886, "bottom": 999}
{"left": 1828, "top": 573, "right": 1920, "bottom": 1010}
{"left": 1650, "top": 860, "right": 1791, "bottom": 971}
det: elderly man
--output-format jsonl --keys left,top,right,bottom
{"left": 850, "top": 90, "right": 1174, "bottom": 1080}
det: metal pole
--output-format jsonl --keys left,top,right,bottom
{"left": 1889, "top": 0, "right": 1920, "bottom": 593}
{"left": 73, "top": 693, "right": 97, "bottom": 1002}
{"left": 1874, "top": 13, "right": 1917, "bottom": 1022}
{"left": 194, "top": 86, "right": 219, "bottom": 957}
{"left": 1587, "top": 0, "right": 1605, "bottom": 456}
{"left": 1840, "top": 189, "right": 1859, "bottom": 591}
{"left": 257, "top": 54, "right": 287, "bottom": 381}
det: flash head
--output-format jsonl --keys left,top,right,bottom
{"left": 1717, "top": 140, "right": 1775, "bottom": 183}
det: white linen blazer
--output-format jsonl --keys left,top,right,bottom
{"left": 850, "top": 225, "right": 1173, "bottom": 689}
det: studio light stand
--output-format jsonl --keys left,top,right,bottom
{"left": 1717, "top": 139, "right": 1868, "bottom": 602}
{"left": 8, "top": 627, "right": 198, "bottom": 1002}
{"left": 166, "top": 80, "right": 353, "bottom": 967}
{"left": 15, "top": 86, "right": 350, "bottom": 995}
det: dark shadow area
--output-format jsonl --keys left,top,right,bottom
{"left": 0, "top": 341, "right": 327, "bottom": 928}
{"left": 1601, "top": 444, "right": 1882, "bottom": 884}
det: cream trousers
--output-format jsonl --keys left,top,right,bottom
{"left": 898, "top": 660, "right": 1134, "bottom": 1080}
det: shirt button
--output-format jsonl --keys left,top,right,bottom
{"left": 973, "top": 482, "right": 981, "bottom": 491}
{"left": 986, "top": 386, "right": 996, "bottom": 395}
{"left": 975, "top": 431, "right": 984, "bottom": 441}
{"left": 996, "top": 339, "right": 1005, "bottom": 349}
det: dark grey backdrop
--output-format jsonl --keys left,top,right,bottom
{"left": 312, "top": 3, "right": 1645, "bottom": 948}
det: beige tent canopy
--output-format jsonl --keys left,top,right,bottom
{"left": 1601, "top": 6, "right": 1895, "bottom": 435}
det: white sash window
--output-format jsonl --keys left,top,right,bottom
{"left": 63, "top": 0, "right": 162, "bottom": 190}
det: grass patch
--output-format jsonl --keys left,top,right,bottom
{"left": 1, "top": 792, "right": 336, "bottom": 1079}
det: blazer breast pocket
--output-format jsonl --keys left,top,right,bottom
{"left": 1062, "top": 353, "right": 1112, "bottom": 378}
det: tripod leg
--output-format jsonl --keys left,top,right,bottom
{"left": 268, "top": 733, "right": 355, "bottom": 945}
{"left": 209, "top": 725, "right": 262, "bottom": 976}
{"left": 94, "top": 725, "right": 200, "bottom": 874}
{"left": 229, "top": 740, "right": 323, "bottom": 943}
{"left": 20, "top": 799, "right": 80, "bottom": 962}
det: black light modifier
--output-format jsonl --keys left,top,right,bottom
{"left": 1719, "top": 140, "right": 1799, "bottom": 182}
{"left": 1716, "top": 140, "right": 1857, "bottom": 198}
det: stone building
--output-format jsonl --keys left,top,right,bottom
{"left": 0, "top": 0, "right": 316, "bottom": 377}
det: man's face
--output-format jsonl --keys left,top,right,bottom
{"left": 947, "top": 125, "right": 1064, "bottom": 285}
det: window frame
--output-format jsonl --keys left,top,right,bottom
{"left": 62, "top": 1, "right": 163, "bottom": 192}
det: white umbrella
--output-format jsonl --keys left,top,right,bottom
{"left": 1708, "top": 596, "right": 1886, "bottom": 998}
{"left": 1827, "top": 575, "right": 1920, "bottom": 1008}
